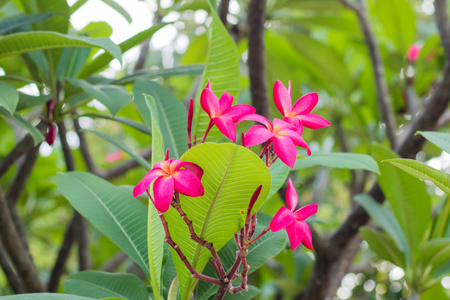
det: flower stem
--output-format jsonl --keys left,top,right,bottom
{"left": 259, "top": 140, "right": 272, "bottom": 158}
{"left": 249, "top": 226, "right": 270, "bottom": 245}
{"left": 201, "top": 120, "right": 214, "bottom": 143}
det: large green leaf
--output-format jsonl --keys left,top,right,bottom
{"left": 68, "top": 79, "right": 131, "bottom": 115}
{"left": 164, "top": 143, "right": 271, "bottom": 299}
{"left": 100, "top": 0, "right": 132, "bottom": 23}
{"left": 63, "top": 271, "right": 148, "bottom": 300}
{"left": 294, "top": 152, "right": 380, "bottom": 174}
{"left": 267, "top": 159, "right": 290, "bottom": 201}
{"left": 360, "top": 227, "right": 406, "bottom": 268}
{"left": 19, "top": 0, "right": 70, "bottom": 34}
{"left": 56, "top": 47, "right": 91, "bottom": 80}
{"left": 418, "top": 131, "right": 450, "bottom": 154}
{"left": 0, "top": 81, "right": 19, "bottom": 114}
{"left": 85, "top": 129, "right": 151, "bottom": 169}
{"left": 134, "top": 80, "right": 188, "bottom": 159}
{"left": 420, "top": 238, "right": 450, "bottom": 280}
{"left": 78, "top": 24, "right": 166, "bottom": 78}
{"left": 56, "top": 172, "right": 150, "bottom": 279}
{"left": 372, "top": 145, "right": 431, "bottom": 259}
{"left": 197, "top": 213, "right": 287, "bottom": 300}
{"left": 192, "top": 1, "right": 240, "bottom": 142}
{"left": 374, "top": 0, "right": 416, "bottom": 54}
{"left": 0, "top": 12, "right": 53, "bottom": 35}
{"left": 0, "top": 31, "right": 122, "bottom": 62}
{"left": 383, "top": 159, "right": 450, "bottom": 195}
{"left": 355, "top": 194, "right": 411, "bottom": 264}
{"left": 145, "top": 93, "right": 166, "bottom": 300}
{"left": 431, "top": 198, "right": 450, "bottom": 239}
{"left": 0, "top": 295, "right": 96, "bottom": 300}
{"left": 0, "top": 107, "right": 44, "bottom": 145}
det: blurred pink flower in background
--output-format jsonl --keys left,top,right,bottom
{"left": 105, "top": 150, "right": 125, "bottom": 163}
{"left": 406, "top": 44, "right": 421, "bottom": 61}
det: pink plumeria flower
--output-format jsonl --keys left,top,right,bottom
{"left": 270, "top": 178, "right": 317, "bottom": 250}
{"left": 273, "top": 80, "right": 330, "bottom": 132}
{"left": 133, "top": 156, "right": 204, "bottom": 213}
{"left": 200, "top": 80, "right": 255, "bottom": 142}
{"left": 105, "top": 150, "right": 125, "bottom": 163}
{"left": 238, "top": 114, "right": 310, "bottom": 168}
{"left": 406, "top": 44, "right": 421, "bottom": 62}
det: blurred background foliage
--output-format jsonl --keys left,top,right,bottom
{"left": 0, "top": 0, "right": 449, "bottom": 299}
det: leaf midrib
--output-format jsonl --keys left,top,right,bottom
{"left": 66, "top": 279, "right": 129, "bottom": 299}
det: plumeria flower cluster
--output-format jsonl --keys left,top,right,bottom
{"left": 133, "top": 80, "right": 327, "bottom": 295}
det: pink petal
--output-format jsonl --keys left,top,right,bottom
{"left": 226, "top": 104, "right": 256, "bottom": 122}
{"left": 286, "top": 221, "right": 304, "bottom": 250}
{"left": 273, "top": 80, "right": 292, "bottom": 116}
{"left": 200, "top": 87, "right": 219, "bottom": 118}
{"left": 206, "top": 79, "right": 212, "bottom": 90}
{"left": 279, "top": 128, "right": 310, "bottom": 154}
{"left": 272, "top": 118, "right": 296, "bottom": 133}
{"left": 133, "top": 169, "right": 165, "bottom": 197}
{"left": 243, "top": 125, "right": 274, "bottom": 147}
{"left": 299, "top": 220, "right": 313, "bottom": 250}
{"left": 214, "top": 115, "right": 236, "bottom": 142}
{"left": 283, "top": 116, "right": 303, "bottom": 132}
{"left": 153, "top": 176, "right": 174, "bottom": 213}
{"left": 407, "top": 45, "right": 421, "bottom": 61}
{"left": 169, "top": 160, "right": 204, "bottom": 179}
{"left": 164, "top": 149, "right": 169, "bottom": 160}
{"left": 291, "top": 93, "right": 318, "bottom": 115}
{"left": 237, "top": 114, "right": 272, "bottom": 130}
{"left": 270, "top": 206, "right": 296, "bottom": 232}
{"left": 286, "top": 178, "right": 298, "bottom": 211}
{"left": 273, "top": 135, "right": 297, "bottom": 168}
{"left": 299, "top": 113, "right": 330, "bottom": 129}
{"left": 173, "top": 169, "right": 204, "bottom": 197}
{"left": 188, "top": 98, "right": 194, "bottom": 133}
{"left": 294, "top": 204, "right": 318, "bottom": 220}
{"left": 218, "top": 91, "right": 233, "bottom": 115}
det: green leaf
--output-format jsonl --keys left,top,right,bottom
{"left": 16, "top": 93, "right": 52, "bottom": 111}
{"left": 374, "top": 0, "right": 416, "bottom": 54}
{"left": 372, "top": 144, "right": 431, "bottom": 259}
{"left": 145, "top": 92, "right": 167, "bottom": 300}
{"left": 431, "top": 198, "right": 450, "bottom": 239}
{"left": 114, "top": 65, "right": 205, "bottom": 85}
{"left": 19, "top": 0, "right": 70, "bottom": 34}
{"left": 294, "top": 152, "right": 380, "bottom": 174}
{"left": 0, "top": 31, "right": 122, "bottom": 63}
{"left": 0, "top": 81, "right": 19, "bottom": 114}
{"left": 85, "top": 129, "right": 151, "bottom": 169}
{"left": 70, "top": 0, "right": 88, "bottom": 14}
{"left": 417, "top": 131, "right": 450, "bottom": 154}
{"left": 56, "top": 47, "right": 91, "bottom": 80}
{"left": 63, "top": 271, "right": 148, "bottom": 300}
{"left": 0, "top": 12, "right": 53, "bottom": 35}
{"left": 134, "top": 80, "right": 188, "bottom": 159}
{"left": 56, "top": 172, "right": 150, "bottom": 279}
{"left": 283, "top": 32, "right": 354, "bottom": 93}
{"left": 68, "top": 79, "right": 131, "bottom": 115}
{"left": 421, "top": 282, "right": 450, "bottom": 300}
{"left": 383, "top": 159, "right": 450, "bottom": 195}
{"left": 267, "top": 158, "right": 290, "bottom": 201}
{"left": 0, "top": 107, "right": 44, "bottom": 145}
{"left": 355, "top": 194, "right": 411, "bottom": 264}
{"left": 420, "top": 238, "right": 450, "bottom": 280}
{"left": 164, "top": 143, "right": 271, "bottom": 299}
{"left": 82, "top": 113, "right": 150, "bottom": 135}
{"left": 192, "top": 2, "right": 240, "bottom": 142}
{"left": 0, "top": 295, "right": 96, "bottom": 300}
{"left": 197, "top": 213, "right": 287, "bottom": 300}
{"left": 100, "top": 0, "right": 132, "bottom": 23}
{"left": 360, "top": 227, "right": 406, "bottom": 268}
{"left": 167, "top": 277, "right": 179, "bottom": 300}
{"left": 78, "top": 24, "right": 167, "bottom": 78}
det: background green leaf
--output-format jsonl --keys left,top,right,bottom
{"left": 63, "top": 271, "right": 148, "bottom": 300}
{"left": 0, "top": 81, "right": 19, "bottom": 114}
{"left": 360, "top": 228, "right": 406, "bottom": 268}
{"left": 0, "top": 107, "right": 44, "bottom": 145}
{"left": 418, "top": 131, "right": 450, "bottom": 154}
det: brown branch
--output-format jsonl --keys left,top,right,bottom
{"left": 248, "top": 0, "right": 271, "bottom": 119}
{"left": 0, "top": 187, "right": 44, "bottom": 292}
{"left": 435, "top": 0, "right": 450, "bottom": 58}
{"left": 219, "top": 0, "right": 230, "bottom": 26}
{"left": 57, "top": 121, "right": 75, "bottom": 171}
{"left": 101, "top": 147, "right": 152, "bottom": 181}
{"left": 47, "top": 213, "right": 80, "bottom": 292}
{"left": 341, "top": 0, "right": 397, "bottom": 149}
{"left": 0, "top": 122, "right": 47, "bottom": 179}
{"left": 100, "top": 251, "right": 128, "bottom": 272}
{"left": 78, "top": 217, "right": 90, "bottom": 271}
{"left": 0, "top": 242, "right": 25, "bottom": 294}
{"left": 73, "top": 117, "right": 97, "bottom": 173}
